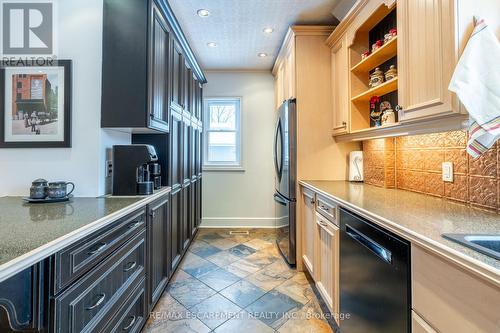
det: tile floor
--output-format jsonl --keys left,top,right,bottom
{"left": 142, "top": 228, "right": 335, "bottom": 333}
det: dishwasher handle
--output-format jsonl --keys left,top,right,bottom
{"left": 346, "top": 224, "right": 392, "bottom": 264}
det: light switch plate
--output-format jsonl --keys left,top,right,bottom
{"left": 442, "top": 162, "right": 453, "bottom": 182}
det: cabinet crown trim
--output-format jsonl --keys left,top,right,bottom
{"left": 272, "top": 25, "right": 334, "bottom": 75}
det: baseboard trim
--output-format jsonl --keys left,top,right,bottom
{"left": 200, "top": 217, "right": 279, "bottom": 228}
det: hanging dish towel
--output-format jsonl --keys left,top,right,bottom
{"left": 449, "top": 17, "right": 500, "bottom": 158}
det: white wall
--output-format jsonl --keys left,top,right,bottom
{"left": 0, "top": 0, "right": 130, "bottom": 197}
{"left": 202, "top": 72, "right": 276, "bottom": 228}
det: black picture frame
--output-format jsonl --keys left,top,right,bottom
{"left": 0, "top": 60, "right": 72, "bottom": 148}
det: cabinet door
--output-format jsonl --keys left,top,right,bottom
{"left": 171, "top": 41, "right": 185, "bottom": 111}
{"left": 148, "top": 195, "right": 169, "bottom": 306}
{"left": 284, "top": 42, "right": 295, "bottom": 100}
{"left": 170, "top": 188, "right": 182, "bottom": 271}
{"left": 331, "top": 36, "right": 349, "bottom": 135}
{"left": 301, "top": 188, "right": 316, "bottom": 276}
{"left": 315, "top": 213, "right": 339, "bottom": 316}
{"left": 148, "top": 3, "right": 170, "bottom": 132}
{"left": 397, "top": 0, "right": 459, "bottom": 122}
{"left": 275, "top": 63, "right": 285, "bottom": 109}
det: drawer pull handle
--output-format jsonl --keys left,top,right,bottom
{"left": 86, "top": 293, "right": 106, "bottom": 310}
{"left": 123, "top": 261, "right": 137, "bottom": 272}
{"left": 87, "top": 242, "right": 107, "bottom": 255}
{"left": 123, "top": 315, "right": 137, "bottom": 330}
{"left": 128, "top": 221, "right": 143, "bottom": 229}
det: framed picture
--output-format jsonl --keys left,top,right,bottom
{"left": 0, "top": 60, "right": 72, "bottom": 148}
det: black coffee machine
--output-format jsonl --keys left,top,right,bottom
{"left": 112, "top": 145, "right": 161, "bottom": 195}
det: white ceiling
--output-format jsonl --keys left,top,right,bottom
{"left": 168, "top": 0, "right": 347, "bottom": 71}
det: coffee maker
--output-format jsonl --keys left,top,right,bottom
{"left": 112, "top": 145, "right": 160, "bottom": 195}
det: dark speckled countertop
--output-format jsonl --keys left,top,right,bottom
{"left": 300, "top": 181, "right": 500, "bottom": 285}
{"left": 0, "top": 187, "right": 170, "bottom": 282}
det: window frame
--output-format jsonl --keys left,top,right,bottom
{"left": 202, "top": 97, "right": 243, "bottom": 171}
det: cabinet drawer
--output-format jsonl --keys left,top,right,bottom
{"left": 103, "top": 278, "right": 147, "bottom": 333}
{"left": 53, "top": 230, "right": 146, "bottom": 333}
{"left": 54, "top": 208, "right": 146, "bottom": 293}
{"left": 316, "top": 195, "right": 337, "bottom": 224}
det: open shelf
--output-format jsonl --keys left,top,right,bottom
{"left": 351, "top": 77, "right": 398, "bottom": 103}
{"left": 351, "top": 36, "right": 397, "bottom": 73}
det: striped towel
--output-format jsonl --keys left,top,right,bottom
{"left": 449, "top": 17, "right": 500, "bottom": 158}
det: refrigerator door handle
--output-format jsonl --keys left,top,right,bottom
{"left": 274, "top": 119, "right": 283, "bottom": 180}
{"left": 273, "top": 193, "right": 288, "bottom": 206}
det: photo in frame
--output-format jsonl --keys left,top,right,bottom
{"left": 0, "top": 60, "right": 72, "bottom": 148}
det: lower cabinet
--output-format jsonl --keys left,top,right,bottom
{"left": 53, "top": 229, "right": 146, "bottom": 333}
{"left": 170, "top": 187, "right": 183, "bottom": 271}
{"left": 148, "top": 194, "right": 170, "bottom": 307}
{"left": 301, "top": 188, "right": 316, "bottom": 276}
{"left": 412, "top": 245, "right": 500, "bottom": 333}
{"left": 315, "top": 213, "right": 339, "bottom": 316}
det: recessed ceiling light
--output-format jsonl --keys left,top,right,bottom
{"left": 207, "top": 42, "right": 217, "bottom": 48}
{"left": 197, "top": 9, "right": 210, "bottom": 17}
{"left": 258, "top": 53, "right": 268, "bottom": 57}
{"left": 263, "top": 27, "right": 274, "bottom": 34}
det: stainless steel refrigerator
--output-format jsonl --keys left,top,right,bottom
{"left": 273, "top": 99, "right": 297, "bottom": 265}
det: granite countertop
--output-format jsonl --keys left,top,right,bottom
{"left": 300, "top": 180, "right": 500, "bottom": 285}
{"left": 0, "top": 187, "right": 171, "bottom": 282}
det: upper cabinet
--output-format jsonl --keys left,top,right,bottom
{"left": 327, "top": 0, "right": 500, "bottom": 141}
{"left": 101, "top": 0, "right": 206, "bottom": 133}
{"left": 397, "top": 0, "right": 458, "bottom": 122}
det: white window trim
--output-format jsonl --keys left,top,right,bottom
{"left": 203, "top": 97, "right": 244, "bottom": 171}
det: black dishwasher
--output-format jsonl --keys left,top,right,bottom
{"left": 339, "top": 208, "right": 410, "bottom": 333}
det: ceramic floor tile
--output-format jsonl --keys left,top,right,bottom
{"left": 145, "top": 228, "right": 334, "bottom": 333}
{"left": 245, "top": 290, "right": 303, "bottom": 327}
{"left": 224, "top": 259, "right": 262, "bottom": 278}
{"left": 143, "top": 293, "right": 211, "bottom": 333}
{"left": 214, "top": 310, "right": 275, "bottom": 333}
{"left": 197, "top": 268, "right": 241, "bottom": 291}
{"left": 206, "top": 250, "right": 241, "bottom": 267}
{"left": 245, "top": 260, "right": 296, "bottom": 291}
{"left": 243, "top": 238, "right": 274, "bottom": 250}
{"left": 275, "top": 274, "right": 315, "bottom": 305}
{"left": 190, "top": 243, "right": 222, "bottom": 258}
{"left": 277, "top": 301, "right": 333, "bottom": 333}
{"left": 228, "top": 244, "right": 257, "bottom": 258}
{"left": 208, "top": 238, "right": 240, "bottom": 250}
{"left": 190, "top": 294, "right": 242, "bottom": 329}
{"left": 180, "top": 252, "right": 219, "bottom": 278}
{"left": 168, "top": 273, "right": 216, "bottom": 309}
{"left": 220, "top": 280, "right": 266, "bottom": 308}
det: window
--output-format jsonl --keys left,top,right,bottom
{"left": 203, "top": 98, "right": 242, "bottom": 170}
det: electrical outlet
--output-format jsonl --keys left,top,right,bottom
{"left": 442, "top": 162, "right": 453, "bottom": 182}
{"left": 105, "top": 160, "right": 113, "bottom": 178}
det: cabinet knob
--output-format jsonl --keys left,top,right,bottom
{"left": 395, "top": 105, "right": 403, "bottom": 112}
{"left": 310, "top": 199, "right": 315, "bottom": 204}
{"left": 342, "top": 121, "right": 347, "bottom": 127}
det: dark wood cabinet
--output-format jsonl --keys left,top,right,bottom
{"left": 170, "top": 188, "right": 183, "bottom": 271}
{"left": 148, "top": 195, "right": 170, "bottom": 307}
{"left": 171, "top": 41, "right": 185, "bottom": 112}
{"left": 148, "top": 2, "right": 171, "bottom": 132}
{"left": 101, "top": 0, "right": 171, "bottom": 132}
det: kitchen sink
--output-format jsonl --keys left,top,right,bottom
{"left": 442, "top": 234, "right": 500, "bottom": 260}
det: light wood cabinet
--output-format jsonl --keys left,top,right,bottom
{"left": 301, "top": 188, "right": 316, "bottom": 277}
{"left": 331, "top": 36, "right": 349, "bottom": 135}
{"left": 315, "top": 213, "right": 339, "bottom": 316}
{"left": 327, "top": 0, "right": 500, "bottom": 141}
{"left": 397, "top": 0, "right": 459, "bottom": 122}
{"left": 412, "top": 245, "right": 500, "bottom": 333}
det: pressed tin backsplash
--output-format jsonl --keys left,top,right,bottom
{"left": 363, "top": 131, "right": 500, "bottom": 212}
